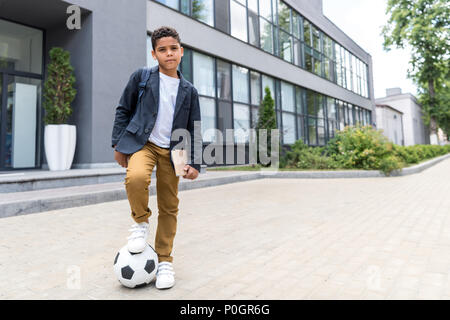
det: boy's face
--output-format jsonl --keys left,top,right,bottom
{"left": 151, "top": 37, "right": 183, "bottom": 71}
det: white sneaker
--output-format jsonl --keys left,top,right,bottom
{"left": 155, "top": 261, "right": 175, "bottom": 289}
{"left": 126, "top": 222, "right": 149, "bottom": 253}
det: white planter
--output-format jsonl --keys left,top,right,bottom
{"left": 44, "top": 124, "right": 77, "bottom": 171}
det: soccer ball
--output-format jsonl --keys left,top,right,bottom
{"left": 113, "top": 244, "right": 158, "bottom": 288}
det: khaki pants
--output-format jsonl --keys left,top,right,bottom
{"left": 124, "top": 141, "right": 180, "bottom": 263}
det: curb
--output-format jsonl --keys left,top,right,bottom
{"left": 0, "top": 154, "right": 448, "bottom": 219}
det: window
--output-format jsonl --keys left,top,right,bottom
{"left": 156, "top": 0, "right": 178, "bottom": 10}
{"left": 297, "top": 116, "right": 305, "bottom": 141}
{"left": 295, "top": 87, "right": 304, "bottom": 114}
{"left": 281, "top": 81, "right": 295, "bottom": 112}
{"left": 217, "top": 59, "right": 231, "bottom": 100}
{"left": 232, "top": 65, "right": 249, "bottom": 103}
{"left": 180, "top": 47, "right": 192, "bottom": 83}
{"left": 250, "top": 71, "right": 261, "bottom": 105}
{"left": 327, "top": 97, "right": 336, "bottom": 121}
{"left": 248, "top": 6, "right": 260, "bottom": 46}
{"left": 234, "top": 103, "right": 250, "bottom": 143}
{"left": 277, "top": 0, "right": 291, "bottom": 33}
{"left": 318, "top": 119, "right": 325, "bottom": 145}
{"left": 303, "top": 19, "right": 311, "bottom": 46}
{"left": 292, "top": 11, "right": 300, "bottom": 38}
{"left": 230, "top": 0, "right": 248, "bottom": 42}
{"left": 317, "top": 94, "right": 324, "bottom": 118}
{"left": 193, "top": 51, "right": 215, "bottom": 97}
{"left": 259, "top": 0, "right": 273, "bottom": 21}
{"left": 306, "top": 90, "right": 315, "bottom": 116}
{"left": 200, "top": 97, "right": 216, "bottom": 142}
{"left": 260, "top": 17, "right": 273, "bottom": 54}
{"left": 308, "top": 118, "right": 317, "bottom": 145}
{"left": 312, "top": 25, "right": 321, "bottom": 52}
{"left": 218, "top": 101, "right": 232, "bottom": 142}
{"left": 279, "top": 29, "right": 292, "bottom": 63}
{"left": 0, "top": 20, "right": 43, "bottom": 74}
{"left": 282, "top": 113, "right": 296, "bottom": 144}
{"left": 261, "top": 74, "right": 275, "bottom": 102}
{"left": 192, "top": 0, "right": 214, "bottom": 26}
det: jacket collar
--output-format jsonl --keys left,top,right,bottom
{"left": 149, "top": 65, "right": 189, "bottom": 120}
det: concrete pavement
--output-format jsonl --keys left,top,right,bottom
{"left": 0, "top": 158, "right": 449, "bottom": 299}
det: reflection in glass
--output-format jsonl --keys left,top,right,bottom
{"left": 193, "top": 52, "right": 215, "bottom": 97}
{"left": 4, "top": 77, "right": 41, "bottom": 168}
{"left": 260, "top": 18, "right": 273, "bottom": 54}
{"left": 308, "top": 118, "right": 317, "bottom": 145}
{"left": 230, "top": 0, "right": 248, "bottom": 42}
{"left": 277, "top": 0, "right": 291, "bottom": 33}
{"left": 295, "top": 87, "right": 304, "bottom": 114}
{"left": 250, "top": 71, "right": 261, "bottom": 106}
{"left": 280, "top": 81, "right": 294, "bottom": 112}
{"left": 156, "top": 0, "right": 179, "bottom": 10}
{"left": 261, "top": 75, "right": 275, "bottom": 103}
{"left": 282, "top": 112, "right": 296, "bottom": 144}
{"left": 217, "top": 59, "right": 231, "bottom": 100}
{"left": 0, "top": 19, "right": 43, "bottom": 74}
{"left": 192, "top": 0, "right": 214, "bottom": 26}
{"left": 259, "top": 0, "right": 272, "bottom": 21}
{"left": 199, "top": 96, "right": 216, "bottom": 142}
{"left": 279, "top": 30, "right": 292, "bottom": 63}
{"left": 233, "top": 103, "right": 250, "bottom": 143}
{"left": 232, "top": 65, "right": 249, "bottom": 103}
{"left": 248, "top": 9, "right": 260, "bottom": 46}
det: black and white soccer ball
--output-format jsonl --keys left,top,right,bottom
{"left": 113, "top": 244, "right": 158, "bottom": 288}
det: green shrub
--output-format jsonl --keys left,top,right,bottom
{"left": 325, "top": 124, "right": 402, "bottom": 175}
{"left": 282, "top": 139, "right": 339, "bottom": 170}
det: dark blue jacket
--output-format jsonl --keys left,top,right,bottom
{"left": 111, "top": 65, "right": 203, "bottom": 173}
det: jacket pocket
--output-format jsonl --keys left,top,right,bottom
{"left": 125, "top": 121, "right": 139, "bottom": 134}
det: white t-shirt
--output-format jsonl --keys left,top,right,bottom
{"left": 148, "top": 71, "right": 180, "bottom": 148}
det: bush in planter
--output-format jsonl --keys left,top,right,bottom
{"left": 324, "top": 124, "right": 403, "bottom": 175}
{"left": 43, "top": 47, "right": 76, "bottom": 124}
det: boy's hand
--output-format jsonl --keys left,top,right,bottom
{"left": 114, "top": 148, "right": 130, "bottom": 168}
{"left": 182, "top": 165, "right": 199, "bottom": 180}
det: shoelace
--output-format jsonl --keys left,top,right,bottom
{"left": 127, "top": 223, "right": 148, "bottom": 241}
{"left": 157, "top": 262, "right": 175, "bottom": 276}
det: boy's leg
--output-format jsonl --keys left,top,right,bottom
{"left": 153, "top": 143, "right": 180, "bottom": 263}
{"left": 125, "top": 142, "right": 158, "bottom": 223}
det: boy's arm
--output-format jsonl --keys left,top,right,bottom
{"left": 111, "top": 69, "right": 141, "bottom": 148}
{"left": 187, "top": 87, "right": 203, "bottom": 172}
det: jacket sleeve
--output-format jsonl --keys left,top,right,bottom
{"left": 111, "top": 68, "right": 141, "bottom": 148}
{"left": 187, "top": 87, "right": 203, "bottom": 172}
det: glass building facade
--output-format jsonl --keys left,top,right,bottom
{"left": 155, "top": 0, "right": 370, "bottom": 99}
{"left": 148, "top": 39, "right": 372, "bottom": 147}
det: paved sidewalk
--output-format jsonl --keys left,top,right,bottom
{"left": 0, "top": 158, "right": 449, "bottom": 300}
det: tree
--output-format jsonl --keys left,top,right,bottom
{"left": 43, "top": 47, "right": 77, "bottom": 125}
{"left": 381, "top": 0, "right": 450, "bottom": 142}
{"left": 255, "top": 86, "right": 278, "bottom": 166}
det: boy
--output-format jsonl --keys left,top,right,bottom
{"left": 111, "top": 26, "right": 202, "bottom": 289}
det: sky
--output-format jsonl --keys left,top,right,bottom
{"left": 322, "top": 0, "right": 418, "bottom": 99}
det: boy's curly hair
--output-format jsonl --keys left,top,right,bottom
{"left": 151, "top": 26, "right": 181, "bottom": 50}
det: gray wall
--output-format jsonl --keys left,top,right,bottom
{"left": 46, "top": 0, "right": 147, "bottom": 167}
